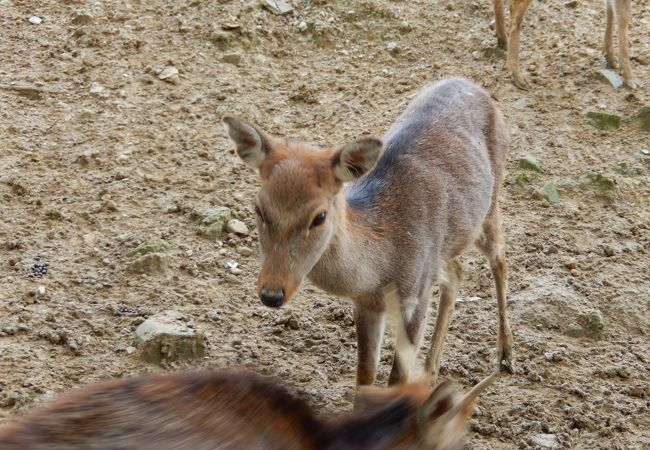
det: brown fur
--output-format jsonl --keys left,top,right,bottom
{"left": 0, "top": 369, "right": 498, "bottom": 450}
{"left": 223, "top": 78, "right": 513, "bottom": 388}
{"left": 492, "top": 0, "right": 636, "bottom": 89}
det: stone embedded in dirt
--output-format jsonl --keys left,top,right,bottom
{"left": 540, "top": 182, "right": 560, "bottom": 204}
{"left": 586, "top": 171, "right": 616, "bottom": 190}
{"left": 222, "top": 52, "right": 242, "bottom": 65}
{"left": 597, "top": 69, "right": 624, "bottom": 89}
{"left": 226, "top": 219, "right": 249, "bottom": 236}
{"left": 513, "top": 98, "right": 527, "bottom": 109}
{"left": 135, "top": 314, "right": 206, "bottom": 364}
{"left": 263, "top": 0, "right": 294, "bottom": 15}
{"left": 127, "top": 253, "right": 169, "bottom": 275}
{"left": 89, "top": 82, "right": 105, "bottom": 94}
{"left": 237, "top": 245, "right": 253, "bottom": 256}
{"left": 633, "top": 106, "right": 650, "bottom": 132}
{"left": 531, "top": 434, "right": 559, "bottom": 449}
{"left": 210, "top": 31, "right": 232, "bottom": 47}
{"left": 544, "top": 348, "right": 567, "bottom": 362}
{"left": 563, "top": 0, "right": 578, "bottom": 8}
{"left": 28, "top": 16, "right": 43, "bottom": 25}
{"left": 519, "top": 154, "right": 544, "bottom": 173}
{"left": 203, "top": 207, "right": 231, "bottom": 239}
{"left": 386, "top": 41, "right": 400, "bottom": 56}
{"left": 566, "top": 323, "right": 583, "bottom": 337}
{"left": 130, "top": 241, "right": 171, "bottom": 256}
{"left": 398, "top": 21, "right": 412, "bottom": 34}
{"left": 71, "top": 12, "right": 94, "bottom": 25}
{"left": 158, "top": 66, "right": 180, "bottom": 84}
{"left": 586, "top": 111, "right": 621, "bottom": 131}
{"left": 579, "top": 309, "right": 604, "bottom": 332}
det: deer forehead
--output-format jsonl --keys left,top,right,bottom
{"left": 259, "top": 156, "right": 338, "bottom": 210}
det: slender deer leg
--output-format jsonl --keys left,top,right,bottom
{"left": 492, "top": 0, "right": 507, "bottom": 49}
{"left": 476, "top": 208, "right": 514, "bottom": 374}
{"left": 425, "top": 258, "right": 464, "bottom": 384}
{"left": 604, "top": 0, "right": 617, "bottom": 69}
{"left": 388, "top": 295, "right": 429, "bottom": 386}
{"left": 614, "top": 0, "right": 636, "bottom": 88}
{"left": 507, "top": 0, "right": 534, "bottom": 89}
{"left": 354, "top": 302, "right": 386, "bottom": 386}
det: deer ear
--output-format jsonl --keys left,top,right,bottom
{"left": 332, "top": 138, "right": 383, "bottom": 182}
{"left": 222, "top": 115, "right": 272, "bottom": 169}
{"left": 418, "top": 381, "right": 458, "bottom": 425}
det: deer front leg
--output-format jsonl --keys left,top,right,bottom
{"left": 354, "top": 303, "right": 385, "bottom": 386}
{"left": 387, "top": 295, "right": 428, "bottom": 386}
{"left": 425, "top": 258, "right": 463, "bottom": 384}
{"left": 507, "top": 0, "right": 534, "bottom": 89}
{"left": 614, "top": 0, "right": 636, "bottom": 88}
{"left": 604, "top": 0, "right": 617, "bottom": 69}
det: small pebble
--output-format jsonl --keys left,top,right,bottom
{"left": 28, "top": 16, "right": 43, "bottom": 25}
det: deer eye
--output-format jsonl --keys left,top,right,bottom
{"left": 310, "top": 212, "right": 327, "bottom": 229}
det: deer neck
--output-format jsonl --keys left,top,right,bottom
{"left": 307, "top": 193, "right": 382, "bottom": 298}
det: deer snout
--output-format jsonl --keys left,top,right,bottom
{"left": 259, "top": 287, "right": 285, "bottom": 308}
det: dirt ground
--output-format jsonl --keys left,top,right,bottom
{"left": 1, "top": 0, "right": 649, "bottom": 448}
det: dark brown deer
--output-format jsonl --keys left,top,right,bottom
{"left": 492, "top": 0, "right": 636, "bottom": 88}
{"left": 223, "top": 77, "right": 513, "bottom": 387}
{"left": 0, "top": 369, "right": 500, "bottom": 450}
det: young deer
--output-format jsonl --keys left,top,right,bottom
{"left": 492, "top": 0, "right": 636, "bottom": 89}
{"left": 223, "top": 78, "right": 513, "bottom": 387}
{"left": 0, "top": 369, "right": 500, "bottom": 449}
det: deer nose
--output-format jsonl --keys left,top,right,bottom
{"left": 260, "top": 288, "right": 284, "bottom": 308}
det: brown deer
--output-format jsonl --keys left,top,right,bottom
{"left": 0, "top": 369, "right": 500, "bottom": 450}
{"left": 492, "top": 0, "right": 636, "bottom": 89}
{"left": 223, "top": 77, "right": 513, "bottom": 387}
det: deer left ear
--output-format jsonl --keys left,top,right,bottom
{"left": 332, "top": 138, "right": 383, "bottom": 182}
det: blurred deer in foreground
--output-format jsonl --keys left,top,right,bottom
{"left": 0, "top": 369, "right": 500, "bottom": 450}
{"left": 492, "top": 0, "right": 636, "bottom": 88}
{"left": 223, "top": 77, "right": 513, "bottom": 387}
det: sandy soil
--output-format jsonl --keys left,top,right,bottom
{"left": 1, "top": 0, "right": 649, "bottom": 448}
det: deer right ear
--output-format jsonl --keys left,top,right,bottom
{"left": 222, "top": 116, "right": 272, "bottom": 169}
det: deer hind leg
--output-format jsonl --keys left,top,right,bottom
{"left": 614, "top": 0, "right": 635, "bottom": 88}
{"left": 425, "top": 258, "right": 464, "bottom": 384}
{"left": 493, "top": 0, "right": 508, "bottom": 49}
{"left": 507, "top": 0, "right": 534, "bottom": 89}
{"left": 354, "top": 299, "right": 386, "bottom": 387}
{"left": 475, "top": 207, "right": 514, "bottom": 374}
{"left": 387, "top": 293, "right": 429, "bottom": 386}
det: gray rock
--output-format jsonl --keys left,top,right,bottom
{"left": 586, "top": 111, "right": 621, "bottom": 131}
{"left": 634, "top": 106, "right": 650, "bottom": 132}
{"left": 89, "top": 82, "right": 105, "bottom": 94}
{"left": 127, "top": 253, "right": 169, "bottom": 275}
{"left": 519, "top": 154, "right": 544, "bottom": 173}
{"left": 222, "top": 52, "right": 242, "bottom": 65}
{"left": 203, "top": 207, "right": 231, "bottom": 239}
{"left": 237, "top": 245, "right": 253, "bottom": 256}
{"left": 135, "top": 314, "right": 206, "bottom": 364}
{"left": 263, "top": 0, "right": 294, "bottom": 15}
{"left": 531, "top": 434, "right": 559, "bottom": 449}
{"left": 71, "top": 12, "right": 94, "bottom": 25}
{"left": 158, "top": 66, "right": 180, "bottom": 84}
{"left": 597, "top": 69, "right": 624, "bottom": 89}
{"left": 227, "top": 219, "right": 249, "bottom": 235}
{"left": 540, "top": 182, "right": 560, "bottom": 204}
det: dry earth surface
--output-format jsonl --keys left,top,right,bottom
{"left": 1, "top": 0, "right": 649, "bottom": 448}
